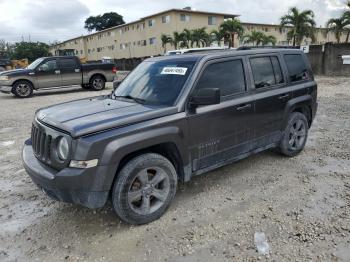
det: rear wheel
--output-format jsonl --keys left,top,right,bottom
{"left": 112, "top": 153, "right": 178, "bottom": 225}
{"left": 279, "top": 112, "right": 308, "bottom": 157}
{"left": 89, "top": 75, "right": 105, "bottom": 91}
{"left": 12, "top": 80, "right": 33, "bottom": 98}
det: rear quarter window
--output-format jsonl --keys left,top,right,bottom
{"left": 284, "top": 54, "right": 308, "bottom": 82}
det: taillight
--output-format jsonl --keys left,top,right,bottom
{"left": 112, "top": 67, "right": 117, "bottom": 73}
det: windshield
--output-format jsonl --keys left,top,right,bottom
{"left": 27, "top": 58, "right": 45, "bottom": 69}
{"left": 113, "top": 60, "right": 196, "bottom": 106}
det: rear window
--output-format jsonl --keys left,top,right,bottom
{"left": 60, "top": 58, "right": 78, "bottom": 69}
{"left": 250, "top": 56, "right": 285, "bottom": 88}
{"left": 284, "top": 54, "right": 308, "bottom": 82}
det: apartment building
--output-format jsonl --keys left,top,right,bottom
{"left": 50, "top": 7, "right": 344, "bottom": 61}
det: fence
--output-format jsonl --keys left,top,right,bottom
{"left": 307, "top": 43, "right": 350, "bottom": 76}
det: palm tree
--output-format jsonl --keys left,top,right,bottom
{"left": 182, "top": 29, "right": 192, "bottom": 48}
{"left": 191, "top": 27, "right": 209, "bottom": 47}
{"left": 262, "top": 35, "right": 277, "bottom": 46}
{"left": 211, "top": 29, "right": 226, "bottom": 46}
{"left": 243, "top": 30, "right": 265, "bottom": 45}
{"left": 280, "top": 7, "right": 316, "bottom": 46}
{"left": 220, "top": 19, "right": 244, "bottom": 48}
{"left": 343, "top": 3, "right": 350, "bottom": 42}
{"left": 172, "top": 32, "right": 183, "bottom": 49}
{"left": 326, "top": 17, "right": 350, "bottom": 43}
{"left": 160, "top": 34, "right": 173, "bottom": 53}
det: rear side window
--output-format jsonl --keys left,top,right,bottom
{"left": 284, "top": 54, "right": 308, "bottom": 82}
{"left": 60, "top": 58, "right": 78, "bottom": 69}
{"left": 196, "top": 59, "right": 246, "bottom": 97}
{"left": 250, "top": 57, "right": 275, "bottom": 88}
{"left": 250, "top": 56, "right": 285, "bottom": 88}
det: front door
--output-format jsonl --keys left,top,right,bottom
{"left": 59, "top": 57, "right": 81, "bottom": 86}
{"left": 187, "top": 57, "right": 255, "bottom": 172}
{"left": 36, "top": 59, "right": 61, "bottom": 88}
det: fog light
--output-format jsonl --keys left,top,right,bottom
{"left": 69, "top": 159, "right": 98, "bottom": 169}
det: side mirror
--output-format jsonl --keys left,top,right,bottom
{"left": 190, "top": 88, "right": 220, "bottom": 107}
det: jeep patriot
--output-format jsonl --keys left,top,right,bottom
{"left": 22, "top": 49, "right": 318, "bottom": 224}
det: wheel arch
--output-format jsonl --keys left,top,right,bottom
{"left": 282, "top": 95, "right": 313, "bottom": 129}
{"left": 12, "top": 79, "right": 35, "bottom": 90}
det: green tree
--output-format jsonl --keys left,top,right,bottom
{"left": 11, "top": 42, "right": 50, "bottom": 62}
{"left": 160, "top": 34, "right": 173, "bottom": 53}
{"left": 182, "top": 29, "right": 192, "bottom": 48}
{"left": 210, "top": 29, "right": 226, "bottom": 46}
{"left": 85, "top": 12, "right": 125, "bottom": 32}
{"left": 280, "top": 7, "right": 316, "bottom": 46}
{"left": 326, "top": 17, "right": 350, "bottom": 43}
{"left": 220, "top": 19, "right": 244, "bottom": 48}
{"left": 191, "top": 27, "right": 209, "bottom": 47}
{"left": 261, "top": 35, "right": 277, "bottom": 46}
{"left": 243, "top": 30, "right": 265, "bottom": 45}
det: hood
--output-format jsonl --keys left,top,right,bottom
{"left": 0, "top": 68, "right": 33, "bottom": 76}
{"left": 36, "top": 96, "right": 177, "bottom": 137}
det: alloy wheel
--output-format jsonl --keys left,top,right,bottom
{"left": 288, "top": 119, "right": 306, "bottom": 151}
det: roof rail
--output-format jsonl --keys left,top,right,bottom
{"left": 237, "top": 46, "right": 299, "bottom": 50}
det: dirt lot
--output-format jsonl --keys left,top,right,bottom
{"left": 0, "top": 77, "right": 349, "bottom": 262}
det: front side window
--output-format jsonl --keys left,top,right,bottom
{"left": 284, "top": 54, "right": 308, "bottom": 82}
{"left": 38, "top": 60, "right": 57, "bottom": 72}
{"left": 113, "top": 60, "right": 197, "bottom": 106}
{"left": 250, "top": 57, "right": 276, "bottom": 88}
{"left": 196, "top": 59, "right": 246, "bottom": 97}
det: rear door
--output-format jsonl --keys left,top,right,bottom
{"left": 248, "top": 54, "right": 291, "bottom": 147}
{"left": 36, "top": 58, "right": 61, "bottom": 88}
{"left": 187, "top": 57, "right": 256, "bottom": 172}
{"left": 59, "top": 57, "right": 82, "bottom": 86}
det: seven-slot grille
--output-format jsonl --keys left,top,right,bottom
{"left": 31, "top": 124, "right": 52, "bottom": 162}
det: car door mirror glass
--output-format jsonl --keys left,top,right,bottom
{"left": 190, "top": 88, "right": 220, "bottom": 107}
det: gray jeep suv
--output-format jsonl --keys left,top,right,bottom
{"left": 23, "top": 49, "right": 317, "bottom": 224}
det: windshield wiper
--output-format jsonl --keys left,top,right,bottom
{"left": 113, "top": 95, "right": 146, "bottom": 104}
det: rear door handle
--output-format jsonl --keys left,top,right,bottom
{"left": 278, "top": 94, "right": 290, "bottom": 100}
{"left": 236, "top": 104, "right": 252, "bottom": 111}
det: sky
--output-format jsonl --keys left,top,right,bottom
{"left": 0, "top": 0, "right": 349, "bottom": 44}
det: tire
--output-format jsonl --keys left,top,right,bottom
{"left": 12, "top": 80, "right": 34, "bottom": 98}
{"left": 89, "top": 75, "right": 105, "bottom": 91}
{"left": 112, "top": 153, "right": 178, "bottom": 225}
{"left": 279, "top": 112, "right": 308, "bottom": 157}
{"left": 81, "top": 84, "right": 91, "bottom": 89}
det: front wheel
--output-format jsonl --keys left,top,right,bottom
{"left": 89, "top": 75, "right": 105, "bottom": 91}
{"left": 279, "top": 112, "right": 308, "bottom": 157}
{"left": 12, "top": 80, "right": 33, "bottom": 98}
{"left": 112, "top": 153, "right": 178, "bottom": 225}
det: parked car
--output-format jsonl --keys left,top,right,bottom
{"left": 0, "top": 56, "right": 116, "bottom": 98}
{"left": 23, "top": 49, "right": 317, "bottom": 224}
{"left": 0, "top": 58, "right": 12, "bottom": 72}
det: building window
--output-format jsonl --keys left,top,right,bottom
{"left": 180, "top": 14, "right": 191, "bottom": 22}
{"left": 80, "top": 50, "right": 83, "bottom": 54}
{"left": 162, "top": 15, "right": 170, "bottom": 23}
{"left": 141, "top": 40, "right": 147, "bottom": 46}
{"left": 120, "top": 44, "right": 126, "bottom": 50}
{"left": 208, "top": 16, "right": 217, "bottom": 25}
{"left": 149, "top": 37, "right": 156, "bottom": 45}
{"left": 148, "top": 19, "right": 155, "bottom": 27}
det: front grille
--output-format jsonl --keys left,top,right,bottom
{"left": 31, "top": 124, "right": 52, "bottom": 162}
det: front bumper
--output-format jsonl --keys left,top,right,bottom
{"left": 0, "top": 85, "right": 12, "bottom": 93}
{"left": 22, "top": 139, "right": 113, "bottom": 208}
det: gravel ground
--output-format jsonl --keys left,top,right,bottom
{"left": 0, "top": 77, "right": 349, "bottom": 261}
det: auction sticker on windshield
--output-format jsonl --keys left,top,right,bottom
{"left": 161, "top": 67, "right": 188, "bottom": 75}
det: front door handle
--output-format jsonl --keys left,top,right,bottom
{"left": 54, "top": 70, "right": 60, "bottom": 75}
{"left": 236, "top": 104, "right": 252, "bottom": 111}
{"left": 278, "top": 94, "right": 290, "bottom": 100}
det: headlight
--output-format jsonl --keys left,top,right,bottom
{"left": 57, "top": 137, "right": 69, "bottom": 160}
{"left": 0, "top": 76, "right": 9, "bottom": 81}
